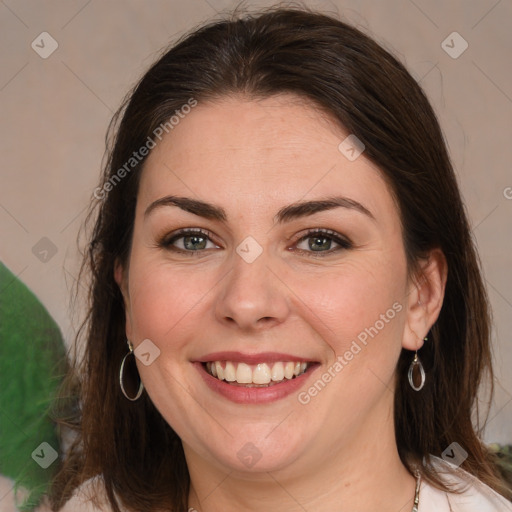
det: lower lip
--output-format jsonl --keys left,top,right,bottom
{"left": 194, "top": 362, "right": 319, "bottom": 404}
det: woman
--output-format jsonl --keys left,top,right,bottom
{"left": 49, "top": 7, "right": 512, "bottom": 512}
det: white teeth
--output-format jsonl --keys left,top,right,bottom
{"left": 236, "top": 363, "right": 252, "bottom": 384}
{"left": 271, "top": 361, "right": 284, "bottom": 381}
{"left": 206, "top": 360, "right": 309, "bottom": 385}
{"left": 284, "top": 362, "right": 295, "bottom": 379}
{"left": 215, "top": 361, "right": 224, "bottom": 381}
{"left": 253, "top": 363, "right": 271, "bottom": 384}
{"left": 224, "top": 361, "right": 236, "bottom": 382}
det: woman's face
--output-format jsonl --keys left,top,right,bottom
{"left": 117, "top": 94, "right": 421, "bottom": 476}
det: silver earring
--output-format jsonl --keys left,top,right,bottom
{"left": 119, "top": 340, "right": 144, "bottom": 401}
{"left": 408, "top": 337, "right": 427, "bottom": 391}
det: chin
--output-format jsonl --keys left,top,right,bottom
{"left": 198, "top": 425, "right": 309, "bottom": 475}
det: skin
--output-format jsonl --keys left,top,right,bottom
{"left": 115, "top": 94, "right": 447, "bottom": 512}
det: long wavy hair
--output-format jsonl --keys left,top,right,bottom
{"left": 50, "top": 6, "right": 510, "bottom": 511}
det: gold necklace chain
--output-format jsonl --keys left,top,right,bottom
{"left": 188, "top": 473, "right": 423, "bottom": 512}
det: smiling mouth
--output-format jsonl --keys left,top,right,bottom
{"left": 203, "top": 360, "right": 311, "bottom": 387}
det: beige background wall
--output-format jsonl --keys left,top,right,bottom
{"left": 1, "top": 0, "right": 511, "bottom": 442}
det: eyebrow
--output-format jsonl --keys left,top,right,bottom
{"left": 144, "top": 195, "right": 375, "bottom": 223}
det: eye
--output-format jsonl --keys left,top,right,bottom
{"left": 159, "top": 228, "right": 219, "bottom": 253}
{"left": 158, "top": 227, "right": 352, "bottom": 257}
{"left": 294, "top": 229, "right": 352, "bottom": 255}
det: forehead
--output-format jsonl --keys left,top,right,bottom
{"left": 138, "top": 94, "right": 395, "bottom": 221}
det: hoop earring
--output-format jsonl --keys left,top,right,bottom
{"left": 408, "top": 337, "right": 427, "bottom": 391}
{"left": 119, "top": 340, "right": 144, "bottom": 401}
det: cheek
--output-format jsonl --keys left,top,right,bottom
{"left": 296, "top": 259, "right": 408, "bottom": 414}
{"left": 126, "top": 257, "right": 214, "bottom": 349}
{"left": 295, "top": 260, "right": 406, "bottom": 346}
{"left": 295, "top": 262, "right": 407, "bottom": 419}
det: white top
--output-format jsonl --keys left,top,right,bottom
{"left": 22, "top": 458, "right": 510, "bottom": 512}
{"left": 418, "top": 457, "right": 512, "bottom": 511}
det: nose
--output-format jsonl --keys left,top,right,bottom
{"left": 214, "top": 248, "right": 291, "bottom": 332}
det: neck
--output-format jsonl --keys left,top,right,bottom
{"left": 188, "top": 456, "right": 415, "bottom": 512}
{"left": 186, "top": 402, "right": 416, "bottom": 511}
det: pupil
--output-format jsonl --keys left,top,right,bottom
{"left": 185, "top": 236, "right": 206, "bottom": 250}
{"left": 309, "top": 236, "right": 330, "bottom": 251}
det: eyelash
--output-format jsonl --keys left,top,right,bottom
{"left": 158, "top": 228, "right": 217, "bottom": 257}
{"left": 293, "top": 228, "right": 352, "bottom": 257}
{"left": 158, "top": 228, "right": 353, "bottom": 257}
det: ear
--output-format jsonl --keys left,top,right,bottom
{"left": 114, "top": 258, "right": 133, "bottom": 341}
{"left": 402, "top": 248, "right": 448, "bottom": 351}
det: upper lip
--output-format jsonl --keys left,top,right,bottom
{"left": 194, "top": 351, "right": 317, "bottom": 364}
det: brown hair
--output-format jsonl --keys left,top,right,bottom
{"left": 50, "top": 6, "right": 510, "bottom": 511}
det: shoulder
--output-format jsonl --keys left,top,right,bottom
{"left": 51, "top": 476, "right": 114, "bottom": 512}
{"left": 418, "top": 456, "right": 512, "bottom": 512}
